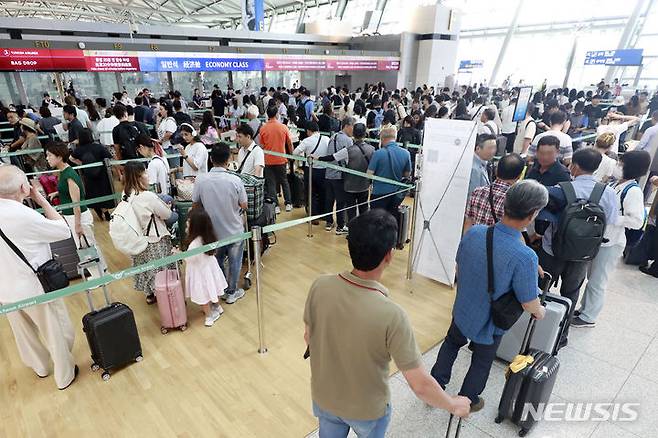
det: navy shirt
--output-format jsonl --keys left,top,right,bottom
{"left": 525, "top": 160, "right": 571, "bottom": 187}
{"left": 454, "top": 223, "right": 540, "bottom": 344}
{"left": 368, "top": 142, "right": 411, "bottom": 195}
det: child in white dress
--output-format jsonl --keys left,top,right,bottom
{"left": 184, "top": 206, "right": 228, "bottom": 327}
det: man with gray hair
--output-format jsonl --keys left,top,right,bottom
{"left": 324, "top": 116, "right": 355, "bottom": 235}
{"left": 245, "top": 104, "right": 262, "bottom": 144}
{"left": 430, "top": 180, "right": 547, "bottom": 412}
{"left": 367, "top": 125, "right": 412, "bottom": 218}
{"left": 0, "top": 165, "right": 78, "bottom": 390}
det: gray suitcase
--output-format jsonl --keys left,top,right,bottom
{"left": 50, "top": 236, "right": 81, "bottom": 280}
{"left": 496, "top": 281, "right": 571, "bottom": 362}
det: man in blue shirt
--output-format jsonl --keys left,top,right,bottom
{"left": 537, "top": 147, "right": 619, "bottom": 346}
{"left": 431, "top": 180, "right": 547, "bottom": 412}
{"left": 367, "top": 126, "right": 412, "bottom": 217}
{"left": 468, "top": 134, "right": 497, "bottom": 202}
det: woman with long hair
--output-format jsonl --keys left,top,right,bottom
{"left": 122, "top": 161, "right": 176, "bottom": 305}
{"left": 199, "top": 110, "right": 220, "bottom": 145}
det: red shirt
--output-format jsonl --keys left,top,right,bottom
{"left": 259, "top": 118, "right": 292, "bottom": 166}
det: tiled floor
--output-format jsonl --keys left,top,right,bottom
{"left": 307, "top": 263, "right": 658, "bottom": 438}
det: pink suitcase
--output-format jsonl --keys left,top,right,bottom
{"left": 154, "top": 267, "right": 188, "bottom": 334}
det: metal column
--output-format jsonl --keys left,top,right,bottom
{"left": 562, "top": 35, "right": 579, "bottom": 88}
{"left": 335, "top": 0, "right": 348, "bottom": 20}
{"left": 295, "top": 4, "right": 307, "bottom": 33}
{"left": 489, "top": 0, "right": 523, "bottom": 86}
{"left": 307, "top": 159, "right": 313, "bottom": 238}
{"left": 252, "top": 226, "right": 268, "bottom": 354}
{"left": 12, "top": 72, "right": 29, "bottom": 105}
{"left": 605, "top": 0, "right": 646, "bottom": 83}
{"left": 115, "top": 72, "right": 124, "bottom": 92}
{"left": 166, "top": 71, "right": 174, "bottom": 92}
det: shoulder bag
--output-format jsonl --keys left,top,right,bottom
{"left": 486, "top": 226, "right": 524, "bottom": 330}
{"left": 385, "top": 147, "right": 411, "bottom": 203}
{"left": 0, "top": 226, "right": 69, "bottom": 293}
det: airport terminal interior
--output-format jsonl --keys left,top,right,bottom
{"left": 1, "top": 0, "right": 658, "bottom": 437}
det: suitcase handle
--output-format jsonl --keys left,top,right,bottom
{"left": 519, "top": 273, "right": 553, "bottom": 356}
{"left": 79, "top": 259, "right": 112, "bottom": 311}
{"left": 445, "top": 414, "right": 462, "bottom": 438}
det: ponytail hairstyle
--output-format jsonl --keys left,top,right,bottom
{"left": 595, "top": 132, "right": 616, "bottom": 151}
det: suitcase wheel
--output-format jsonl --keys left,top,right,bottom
{"left": 179, "top": 324, "right": 188, "bottom": 332}
{"left": 518, "top": 429, "right": 528, "bottom": 437}
{"left": 102, "top": 372, "right": 111, "bottom": 381}
{"left": 91, "top": 363, "right": 100, "bottom": 372}
{"left": 161, "top": 327, "right": 169, "bottom": 335}
{"left": 494, "top": 415, "right": 503, "bottom": 424}
{"left": 135, "top": 355, "right": 143, "bottom": 362}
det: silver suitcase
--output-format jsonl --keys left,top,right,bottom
{"left": 496, "top": 292, "right": 571, "bottom": 362}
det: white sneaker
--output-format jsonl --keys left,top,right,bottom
{"left": 285, "top": 204, "right": 293, "bottom": 212}
{"left": 212, "top": 302, "right": 225, "bottom": 315}
{"left": 275, "top": 206, "right": 281, "bottom": 214}
{"left": 325, "top": 223, "right": 334, "bottom": 232}
{"left": 335, "top": 226, "right": 349, "bottom": 235}
{"left": 204, "top": 309, "right": 221, "bottom": 327}
{"left": 225, "top": 288, "right": 246, "bottom": 304}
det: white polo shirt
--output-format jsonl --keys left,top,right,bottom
{"left": 147, "top": 155, "right": 171, "bottom": 194}
{"left": 0, "top": 199, "right": 71, "bottom": 302}
{"left": 237, "top": 142, "right": 265, "bottom": 176}
{"left": 293, "top": 133, "right": 330, "bottom": 169}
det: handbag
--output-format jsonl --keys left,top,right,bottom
{"left": 486, "top": 226, "right": 524, "bottom": 330}
{"left": 0, "top": 226, "right": 69, "bottom": 293}
{"left": 77, "top": 234, "right": 100, "bottom": 264}
{"left": 175, "top": 178, "right": 195, "bottom": 201}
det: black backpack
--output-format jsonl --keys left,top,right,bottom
{"left": 118, "top": 123, "right": 140, "bottom": 159}
{"left": 552, "top": 182, "right": 607, "bottom": 262}
{"left": 296, "top": 99, "right": 309, "bottom": 128}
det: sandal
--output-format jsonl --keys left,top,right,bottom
{"left": 146, "top": 294, "right": 157, "bottom": 305}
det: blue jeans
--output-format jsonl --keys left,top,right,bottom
{"left": 215, "top": 240, "right": 244, "bottom": 295}
{"left": 313, "top": 402, "right": 391, "bottom": 438}
{"left": 157, "top": 194, "right": 179, "bottom": 228}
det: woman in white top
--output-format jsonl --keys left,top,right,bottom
{"left": 156, "top": 101, "right": 178, "bottom": 156}
{"left": 177, "top": 124, "right": 209, "bottom": 177}
{"left": 592, "top": 132, "right": 621, "bottom": 184}
{"left": 576, "top": 150, "right": 652, "bottom": 327}
{"left": 122, "top": 161, "right": 176, "bottom": 305}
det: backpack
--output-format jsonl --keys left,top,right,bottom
{"left": 373, "top": 109, "right": 385, "bottom": 130}
{"left": 256, "top": 97, "right": 266, "bottom": 116}
{"left": 552, "top": 182, "right": 607, "bottom": 262}
{"left": 295, "top": 99, "right": 310, "bottom": 128}
{"left": 109, "top": 195, "right": 156, "bottom": 256}
{"left": 484, "top": 123, "right": 507, "bottom": 156}
{"left": 118, "top": 123, "right": 140, "bottom": 159}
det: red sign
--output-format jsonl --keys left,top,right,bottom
{"left": 326, "top": 59, "right": 379, "bottom": 70}
{"left": 0, "top": 48, "right": 53, "bottom": 71}
{"left": 85, "top": 55, "right": 140, "bottom": 72}
{"left": 51, "top": 49, "right": 86, "bottom": 70}
{"left": 264, "top": 58, "right": 326, "bottom": 71}
{"left": 377, "top": 60, "right": 400, "bottom": 71}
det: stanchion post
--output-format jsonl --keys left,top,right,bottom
{"left": 252, "top": 226, "right": 268, "bottom": 354}
{"left": 406, "top": 177, "right": 422, "bottom": 280}
{"left": 307, "top": 157, "right": 313, "bottom": 238}
{"left": 104, "top": 158, "right": 118, "bottom": 207}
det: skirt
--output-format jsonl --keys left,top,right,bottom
{"left": 132, "top": 236, "right": 176, "bottom": 296}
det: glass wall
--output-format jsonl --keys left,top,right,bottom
{"left": 121, "top": 72, "right": 170, "bottom": 98}
{"left": 172, "top": 72, "right": 200, "bottom": 100}
{"left": 0, "top": 73, "right": 20, "bottom": 106}
{"left": 265, "top": 71, "right": 284, "bottom": 89}
{"left": 21, "top": 72, "right": 58, "bottom": 107}
{"left": 202, "top": 71, "right": 230, "bottom": 93}
{"left": 233, "top": 71, "right": 262, "bottom": 95}
{"left": 62, "top": 72, "right": 117, "bottom": 101}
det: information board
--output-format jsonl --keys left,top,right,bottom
{"left": 458, "top": 59, "right": 483, "bottom": 70}
{"left": 513, "top": 86, "right": 533, "bottom": 122}
{"left": 410, "top": 119, "right": 477, "bottom": 286}
{"left": 584, "top": 49, "right": 643, "bottom": 66}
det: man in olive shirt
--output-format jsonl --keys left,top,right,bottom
{"left": 304, "top": 209, "right": 470, "bottom": 437}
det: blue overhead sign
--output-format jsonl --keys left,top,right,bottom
{"left": 459, "top": 60, "right": 483, "bottom": 70}
{"left": 584, "top": 49, "right": 643, "bottom": 66}
{"left": 138, "top": 56, "right": 264, "bottom": 72}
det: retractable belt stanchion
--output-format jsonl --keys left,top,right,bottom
{"left": 307, "top": 157, "right": 313, "bottom": 238}
{"left": 406, "top": 153, "right": 422, "bottom": 280}
{"left": 252, "top": 226, "right": 268, "bottom": 354}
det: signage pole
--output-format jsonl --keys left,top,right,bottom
{"left": 307, "top": 158, "right": 313, "bottom": 238}
{"left": 406, "top": 172, "right": 421, "bottom": 280}
{"left": 252, "top": 226, "right": 267, "bottom": 354}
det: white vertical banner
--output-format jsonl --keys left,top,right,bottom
{"left": 410, "top": 118, "right": 477, "bottom": 286}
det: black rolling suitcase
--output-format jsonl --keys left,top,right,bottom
{"left": 79, "top": 259, "right": 143, "bottom": 381}
{"left": 396, "top": 205, "right": 411, "bottom": 249}
{"left": 287, "top": 171, "right": 305, "bottom": 208}
{"left": 495, "top": 274, "right": 560, "bottom": 437}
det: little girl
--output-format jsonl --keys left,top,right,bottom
{"left": 184, "top": 206, "right": 228, "bottom": 327}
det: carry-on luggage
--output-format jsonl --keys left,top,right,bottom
{"left": 154, "top": 266, "right": 188, "bottom": 334}
{"left": 496, "top": 275, "right": 570, "bottom": 362}
{"left": 496, "top": 273, "right": 561, "bottom": 437}
{"left": 51, "top": 236, "right": 81, "bottom": 280}
{"left": 445, "top": 414, "right": 462, "bottom": 438}
{"left": 174, "top": 200, "right": 193, "bottom": 246}
{"left": 288, "top": 171, "right": 305, "bottom": 208}
{"left": 80, "top": 258, "right": 143, "bottom": 381}
{"left": 396, "top": 205, "right": 411, "bottom": 250}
